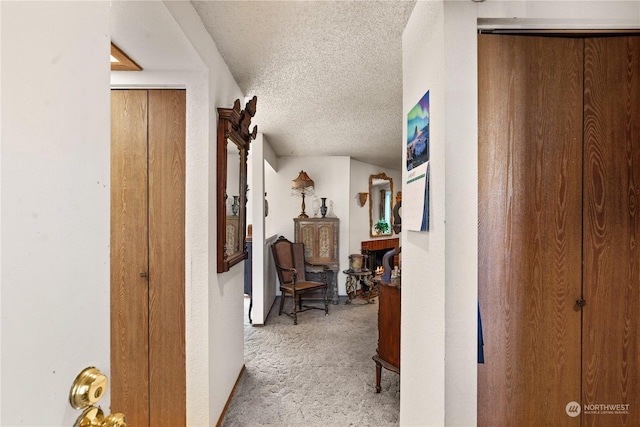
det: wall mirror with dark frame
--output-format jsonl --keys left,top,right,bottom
{"left": 369, "top": 172, "right": 394, "bottom": 237}
{"left": 217, "top": 96, "right": 257, "bottom": 273}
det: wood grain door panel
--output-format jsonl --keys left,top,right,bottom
{"left": 111, "top": 90, "right": 150, "bottom": 426}
{"left": 478, "top": 35, "right": 584, "bottom": 426}
{"left": 147, "top": 90, "right": 186, "bottom": 426}
{"left": 583, "top": 36, "right": 640, "bottom": 426}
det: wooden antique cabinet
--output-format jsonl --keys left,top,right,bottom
{"left": 293, "top": 217, "right": 339, "bottom": 304}
{"left": 373, "top": 280, "right": 400, "bottom": 392}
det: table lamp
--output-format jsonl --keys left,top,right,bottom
{"left": 291, "top": 170, "right": 315, "bottom": 218}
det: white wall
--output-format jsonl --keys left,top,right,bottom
{"left": 264, "top": 158, "right": 277, "bottom": 238}
{"left": 402, "top": 2, "right": 447, "bottom": 425}
{"left": 248, "top": 132, "right": 279, "bottom": 326}
{"left": 349, "top": 159, "right": 401, "bottom": 256}
{"left": 263, "top": 233, "right": 279, "bottom": 322}
{"left": 442, "top": 2, "right": 479, "bottom": 426}
{"left": 263, "top": 160, "right": 279, "bottom": 321}
{"left": 249, "top": 133, "right": 267, "bottom": 325}
{"left": 401, "top": 1, "right": 640, "bottom": 426}
{"left": 1, "top": 2, "right": 111, "bottom": 425}
{"left": 265, "top": 156, "right": 351, "bottom": 296}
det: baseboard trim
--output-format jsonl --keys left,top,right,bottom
{"left": 264, "top": 295, "right": 278, "bottom": 323}
{"left": 216, "top": 364, "right": 246, "bottom": 427}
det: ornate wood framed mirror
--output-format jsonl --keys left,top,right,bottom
{"left": 369, "top": 172, "right": 394, "bottom": 237}
{"left": 217, "top": 96, "right": 257, "bottom": 273}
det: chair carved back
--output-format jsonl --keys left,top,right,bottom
{"left": 272, "top": 236, "right": 309, "bottom": 286}
{"left": 292, "top": 242, "right": 307, "bottom": 281}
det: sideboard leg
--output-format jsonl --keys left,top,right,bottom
{"left": 374, "top": 360, "right": 382, "bottom": 393}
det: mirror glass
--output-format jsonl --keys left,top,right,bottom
{"left": 369, "top": 172, "right": 393, "bottom": 237}
{"left": 225, "top": 143, "right": 241, "bottom": 258}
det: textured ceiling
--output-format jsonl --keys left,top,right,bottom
{"left": 191, "top": 1, "right": 416, "bottom": 170}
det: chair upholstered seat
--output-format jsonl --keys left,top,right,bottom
{"left": 271, "top": 236, "right": 329, "bottom": 324}
{"left": 281, "top": 280, "right": 325, "bottom": 292}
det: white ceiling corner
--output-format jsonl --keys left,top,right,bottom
{"left": 110, "top": 1, "right": 205, "bottom": 72}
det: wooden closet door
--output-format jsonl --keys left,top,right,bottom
{"left": 111, "top": 90, "right": 186, "bottom": 427}
{"left": 478, "top": 35, "right": 584, "bottom": 426}
{"left": 583, "top": 36, "right": 640, "bottom": 426}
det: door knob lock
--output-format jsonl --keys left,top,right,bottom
{"left": 576, "top": 299, "right": 586, "bottom": 308}
{"left": 139, "top": 272, "right": 148, "bottom": 277}
{"left": 69, "top": 367, "right": 127, "bottom": 427}
{"left": 69, "top": 367, "right": 107, "bottom": 409}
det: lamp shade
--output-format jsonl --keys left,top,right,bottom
{"left": 291, "top": 170, "right": 315, "bottom": 194}
{"left": 291, "top": 170, "right": 314, "bottom": 218}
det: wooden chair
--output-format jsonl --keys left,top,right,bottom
{"left": 271, "top": 236, "right": 329, "bottom": 324}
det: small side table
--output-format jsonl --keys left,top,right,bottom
{"left": 343, "top": 269, "right": 374, "bottom": 304}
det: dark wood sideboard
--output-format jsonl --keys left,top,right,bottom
{"left": 294, "top": 217, "right": 340, "bottom": 304}
{"left": 373, "top": 279, "right": 400, "bottom": 392}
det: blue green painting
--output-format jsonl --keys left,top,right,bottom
{"left": 407, "top": 91, "right": 429, "bottom": 171}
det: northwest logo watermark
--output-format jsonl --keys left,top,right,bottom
{"left": 565, "top": 402, "right": 581, "bottom": 417}
{"left": 566, "top": 402, "right": 630, "bottom": 416}
{"left": 584, "top": 403, "right": 630, "bottom": 415}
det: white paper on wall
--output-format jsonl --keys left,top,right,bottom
{"left": 404, "top": 161, "right": 429, "bottom": 231}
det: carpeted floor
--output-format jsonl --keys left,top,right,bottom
{"left": 220, "top": 295, "right": 400, "bottom": 427}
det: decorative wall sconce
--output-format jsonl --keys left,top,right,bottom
{"left": 291, "top": 170, "right": 315, "bottom": 218}
{"left": 357, "top": 192, "right": 369, "bottom": 207}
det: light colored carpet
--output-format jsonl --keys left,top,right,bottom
{"left": 220, "top": 296, "right": 400, "bottom": 427}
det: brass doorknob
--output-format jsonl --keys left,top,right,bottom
{"left": 74, "top": 406, "right": 103, "bottom": 427}
{"left": 101, "top": 413, "right": 128, "bottom": 427}
{"left": 73, "top": 407, "right": 127, "bottom": 427}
